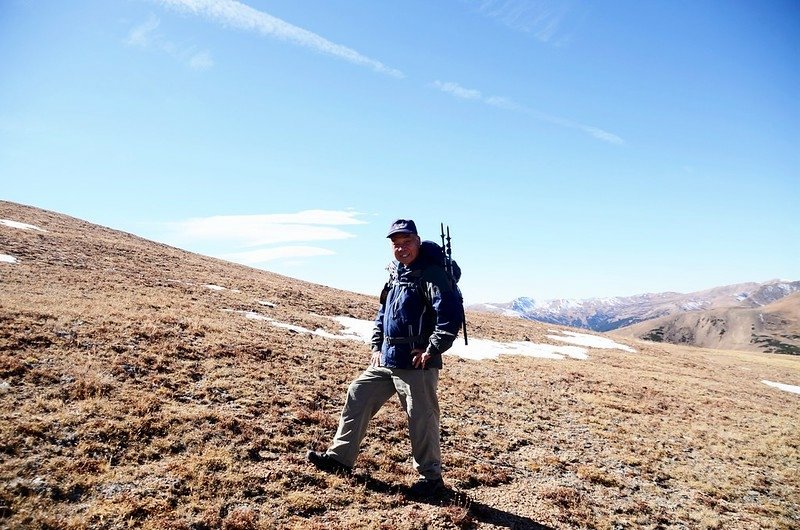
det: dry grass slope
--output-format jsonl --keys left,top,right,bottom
{"left": 617, "top": 294, "right": 800, "bottom": 355}
{"left": 1, "top": 201, "right": 799, "bottom": 529}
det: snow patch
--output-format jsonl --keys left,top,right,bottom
{"left": 322, "top": 318, "right": 591, "bottom": 361}
{"left": 222, "top": 312, "right": 639, "bottom": 361}
{"left": 447, "top": 338, "right": 588, "bottom": 361}
{"left": 0, "top": 219, "right": 46, "bottom": 232}
{"left": 546, "top": 330, "right": 636, "bottom": 352}
{"left": 331, "top": 316, "right": 376, "bottom": 342}
{"left": 0, "top": 254, "right": 17, "bottom": 264}
{"left": 257, "top": 300, "right": 276, "bottom": 308}
{"left": 680, "top": 300, "right": 706, "bottom": 311}
{"left": 223, "top": 310, "right": 366, "bottom": 342}
{"left": 205, "top": 284, "right": 240, "bottom": 292}
{"left": 762, "top": 380, "right": 800, "bottom": 395}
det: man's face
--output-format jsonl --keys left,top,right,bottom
{"left": 390, "top": 233, "right": 420, "bottom": 265}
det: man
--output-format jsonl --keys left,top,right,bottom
{"left": 307, "top": 219, "right": 463, "bottom": 497}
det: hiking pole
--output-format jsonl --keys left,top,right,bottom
{"left": 448, "top": 226, "right": 468, "bottom": 345}
{"left": 439, "top": 223, "right": 453, "bottom": 278}
{"left": 441, "top": 223, "right": 468, "bottom": 345}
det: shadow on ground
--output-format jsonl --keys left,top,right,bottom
{"left": 355, "top": 474, "right": 553, "bottom": 530}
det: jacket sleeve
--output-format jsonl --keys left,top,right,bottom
{"left": 423, "top": 268, "right": 463, "bottom": 356}
{"left": 370, "top": 294, "right": 386, "bottom": 352}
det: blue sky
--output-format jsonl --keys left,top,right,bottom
{"left": 2, "top": 0, "right": 798, "bottom": 304}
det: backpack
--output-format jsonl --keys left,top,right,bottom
{"left": 380, "top": 240, "right": 467, "bottom": 344}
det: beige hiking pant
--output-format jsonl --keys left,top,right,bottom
{"left": 326, "top": 366, "right": 442, "bottom": 480}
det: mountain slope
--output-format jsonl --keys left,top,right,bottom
{"left": 1, "top": 200, "right": 799, "bottom": 529}
{"left": 470, "top": 281, "right": 800, "bottom": 336}
{"left": 614, "top": 292, "right": 800, "bottom": 354}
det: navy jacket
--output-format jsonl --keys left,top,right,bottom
{"left": 371, "top": 242, "right": 463, "bottom": 369}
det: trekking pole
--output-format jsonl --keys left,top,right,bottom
{"left": 441, "top": 223, "right": 468, "bottom": 345}
{"left": 440, "top": 223, "right": 450, "bottom": 277}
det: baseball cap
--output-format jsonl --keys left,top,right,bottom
{"left": 386, "top": 219, "right": 418, "bottom": 238}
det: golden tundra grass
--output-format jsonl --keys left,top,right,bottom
{"left": 1, "top": 201, "right": 798, "bottom": 529}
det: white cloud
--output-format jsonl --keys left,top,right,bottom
{"left": 189, "top": 51, "right": 215, "bottom": 70}
{"left": 156, "top": 209, "right": 365, "bottom": 267}
{"left": 579, "top": 126, "right": 624, "bottom": 145}
{"left": 485, "top": 96, "right": 522, "bottom": 111}
{"left": 154, "top": 0, "right": 404, "bottom": 78}
{"left": 220, "top": 245, "right": 335, "bottom": 264}
{"left": 126, "top": 14, "right": 214, "bottom": 70}
{"left": 544, "top": 115, "right": 625, "bottom": 145}
{"left": 434, "top": 80, "right": 624, "bottom": 145}
{"left": 469, "top": 0, "right": 579, "bottom": 46}
{"left": 126, "top": 14, "right": 161, "bottom": 47}
{"left": 432, "top": 81, "right": 482, "bottom": 100}
{"left": 168, "top": 210, "right": 365, "bottom": 247}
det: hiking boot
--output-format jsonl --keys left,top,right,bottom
{"left": 408, "top": 477, "right": 445, "bottom": 497}
{"left": 306, "top": 450, "right": 351, "bottom": 475}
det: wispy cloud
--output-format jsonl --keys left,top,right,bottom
{"left": 432, "top": 80, "right": 624, "bottom": 145}
{"left": 188, "top": 51, "right": 214, "bottom": 70}
{"left": 153, "top": 0, "right": 404, "bottom": 78}
{"left": 126, "top": 14, "right": 214, "bottom": 70}
{"left": 432, "top": 81, "right": 482, "bottom": 100}
{"left": 127, "top": 14, "right": 161, "bottom": 47}
{"left": 467, "top": 0, "right": 582, "bottom": 46}
{"left": 220, "top": 246, "right": 335, "bottom": 264}
{"left": 157, "top": 209, "right": 365, "bottom": 266}
{"left": 168, "top": 210, "right": 365, "bottom": 247}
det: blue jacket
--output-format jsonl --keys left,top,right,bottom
{"left": 371, "top": 241, "right": 463, "bottom": 369}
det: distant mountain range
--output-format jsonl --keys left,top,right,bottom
{"left": 469, "top": 280, "right": 800, "bottom": 354}
{"left": 614, "top": 292, "right": 800, "bottom": 355}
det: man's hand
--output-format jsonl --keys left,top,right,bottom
{"left": 370, "top": 351, "right": 381, "bottom": 367}
{"left": 411, "top": 348, "right": 431, "bottom": 369}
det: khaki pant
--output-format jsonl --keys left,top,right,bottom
{"left": 327, "top": 366, "right": 442, "bottom": 480}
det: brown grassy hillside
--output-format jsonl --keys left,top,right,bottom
{"left": 615, "top": 294, "right": 800, "bottom": 355}
{"left": 1, "top": 201, "right": 799, "bottom": 529}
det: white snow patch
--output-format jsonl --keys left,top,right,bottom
{"left": 224, "top": 310, "right": 366, "bottom": 342}
{"left": 321, "top": 317, "right": 590, "bottom": 361}
{"left": 762, "top": 380, "right": 800, "bottom": 395}
{"left": 546, "top": 330, "right": 636, "bottom": 352}
{"left": 0, "top": 254, "right": 17, "bottom": 264}
{"left": 257, "top": 300, "right": 276, "bottom": 308}
{"left": 204, "top": 284, "right": 239, "bottom": 292}
{"left": 331, "top": 316, "right": 376, "bottom": 342}
{"left": 230, "top": 310, "right": 269, "bottom": 321}
{"left": 0, "top": 219, "right": 46, "bottom": 232}
{"left": 447, "top": 338, "right": 588, "bottom": 360}
{"left": 221, "top": 312, "right": 635, "bottom": 361}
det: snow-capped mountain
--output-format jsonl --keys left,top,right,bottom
{"left": 470, "top": 280, "right": 800, "bottom": 332}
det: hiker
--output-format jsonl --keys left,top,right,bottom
{"left": 307, "top": 219, "right": 464, "bottom": 497}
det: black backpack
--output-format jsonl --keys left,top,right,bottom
{"left": 381, "top": 240, "right": 467, "bottom": 344}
